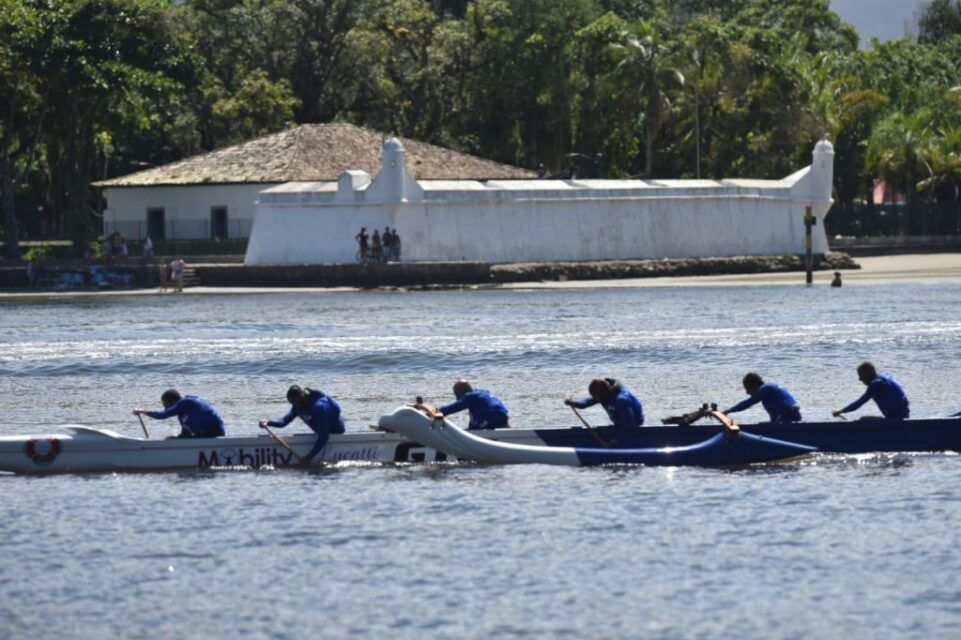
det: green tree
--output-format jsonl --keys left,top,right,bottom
{"left": 461, "top": 0, "right": 600, "bottom": 170}
{"left": 609, "top": 18, "right": 685, "bottom": 177}
{"left": 0, "top": 0, "right": 201, "bottom": 251}
{"left": 211, "top": 69, "right": 298, "bottom": 141}
{"left": 919, "top": 0, "right": 961, "bottom": 45}
{"left": 572, "top": 12, "right": 632, "bottom": 175}
{"left": 734, "top": 0, "right": 858, "bottom": 53}
{"left": 183, "top": 0, "right": 368, "bottom": 140}
{"left": 865, "top": 110, "right": 928, "bottom": 209}
{"left": 346, "top": 0, "right": 473, "bottom": 141}
{"left": 0, "top": 1, "right": 45, "bottom": 257}
{"left": 834, "top": 35, "right": 961, "bottom": 208}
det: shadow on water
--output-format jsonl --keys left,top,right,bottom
{"left": 383, "top": 462, "right": 465, "bottom": 482}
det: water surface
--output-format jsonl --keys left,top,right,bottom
{"left": 1, "top": 283, "right": 959, "bottom": 638}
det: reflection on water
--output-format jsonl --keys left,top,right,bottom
{"left": 2, "top": 283, "right": 961, "bottom": 638}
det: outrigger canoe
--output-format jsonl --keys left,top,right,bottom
{"left": 0, "top": 426, "right": 407, "bottom": 474}
{"left": 378, "top": 407, "right": 816, "bottom": 466}
{"left": 3, "top": 409, "right": 961, "bottom": 473}
{"left": 530, "top": 415, "right": 961, "bottom": 453}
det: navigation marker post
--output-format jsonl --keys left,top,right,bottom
{"left": 804, "top": 205, "right": 816, "bottom": 286}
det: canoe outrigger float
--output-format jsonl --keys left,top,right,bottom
{"left": 2, "top": 407, "right": 960, "bottom": 473}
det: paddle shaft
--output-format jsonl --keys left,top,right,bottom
{"left": 136, "top": 413, "right": 150, "bottom": 439}
{"left": 262, "top": 425, "right": 304, "bottom": 464}
{"left": 569, "top": 405, "right": 613, "bottom": 448}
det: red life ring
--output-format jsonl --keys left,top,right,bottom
{"left": 24, "top": 437, "right": 61, "bottom": 466}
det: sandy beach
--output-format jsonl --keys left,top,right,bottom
{"left": 506, "top": 253, "right": 961, "bottom": 289}
{"left": 1, "top": 253, "right": 960, "bottom": 299}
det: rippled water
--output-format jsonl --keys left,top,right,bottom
{"left": 2, "top": 283, "right": 961, "bottom": 638}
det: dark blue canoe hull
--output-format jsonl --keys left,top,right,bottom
{"left": 532, "top": 418, "right": 961, "bottom": 454}
{"left": 573, "top": 431, "right": 816, "bottom": 466}
{"left": 378, "top": 408, "right": 816, "bottom": 466}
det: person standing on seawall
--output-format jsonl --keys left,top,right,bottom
{"left": 382, "top": 227, "right": 393, "bottom": 261}
{"left": 724, "top": 372, "right": 802, "bottom": 423}
{"left": 259, "top": 385, "right": 346, "bottom": 464}
{"left": 833, "top": 362, "right": 910, "bottom": 420}
{"left": 392, "top": 230, "right": 402, "bottom": 261}
{"left": 169, "top": 257, "right": 185, "bottom": 292}
{"left": 355, "top": 227, "right": 369, "bottom": 262}
{"left": 371, "top": 229, "right": 383, "bottom": 262}
{"left": 142, "top": 232, "right": 154, "bottom": 262}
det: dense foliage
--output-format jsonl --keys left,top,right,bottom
{"left": 2, "top": 0, "right": 960, "bottom": 256}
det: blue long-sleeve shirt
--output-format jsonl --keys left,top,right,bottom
{"left": 841, "top": 373, "right": 910, "bottom": 419}
{"left": 572, "top": 382, "right": 644, "bottom": 444}
{"left": 440, "top": 390, "right": 510, "bottom": 430}
{"left": 268, "top": 390, "right": 345, "bottom": 460}
{"left": 146, "top": 396, "right": 225, "bottom": 438}
{"left": 725, "top": 383, "right": 801, "bottom": 423}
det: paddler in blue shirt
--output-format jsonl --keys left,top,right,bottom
{"left": 832, "top": 362, "right": 910, "bottom": 420}
{"left": 724, "top": 372, "right": 802, "bottom": 423}
{"left": 133, "top": 389, "right": 226, "bottom": 438}
{"left": 565, "top": 378, "right": 644, "bottom": 445}
{"left": 259, "top": 385, "right": 345, "bottom": 463}
{"left": 439, "top": 380, "right": 511, "bottom": 430}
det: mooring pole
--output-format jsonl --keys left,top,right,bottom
{"left": 804, "top": 205, "right": 816, "bottom": 286}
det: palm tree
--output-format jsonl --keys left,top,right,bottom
{"left": 866, "top": 111, "right": 935, "bottom": 233}
{"left": 610, "top": 22, "right": 685, "bottom": 178}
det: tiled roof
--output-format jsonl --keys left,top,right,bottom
{"left": 95, "top": 123, "right": 534, "bottom": 187}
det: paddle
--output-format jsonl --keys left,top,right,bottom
{"left": 261, "top": 424, "right": 305, "bottom": 465}
{"left": 136, "top": 413, "right": 150, "bottom": 439}
{"left": 133, "top": 407, "right": 197, "bottom": 439}
{"left": 568, "top": 405, "right": 613, "bottom": 448}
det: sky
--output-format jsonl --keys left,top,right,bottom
{"left": 830, "top": 0, "right": 931, "bottom": 46}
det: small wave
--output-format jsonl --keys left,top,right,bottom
{"left": 131, "top": 552, "right": 216, "bottom": 560}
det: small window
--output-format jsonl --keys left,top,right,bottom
{"left": 211, "top": 206, "right": 228, "bottom": 239}
{"left": 147, "top": 208, "right": 165, "bottom": 240}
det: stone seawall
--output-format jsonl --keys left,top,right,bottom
{"left": 489, "top": 253, "right": 858, "bottom": 283}
{"left": 195, "top": 253, "right": 858, "bottom": 288}
{"left": 194, "top": 262, "right": 493, "bottom": 288}
{"left": 0, "top": 253, "right": 858, "bottom": 290}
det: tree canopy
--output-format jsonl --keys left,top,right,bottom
{"left": 2, "top": 0, "right": 960, "bottom": 255}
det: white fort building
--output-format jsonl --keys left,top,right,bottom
{"left": 244, "top": 138, "right": 834, "bottom": 265}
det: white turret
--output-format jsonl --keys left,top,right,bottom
{"left": 364, "top": 137, "right": 423, "bottom": 203}
{"left": 335, "top": 170, "right": 371, "bottom": 202}
{"left": 810, "top": 136, "right": 835, "bottom": 208}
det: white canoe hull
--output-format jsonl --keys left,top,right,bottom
{"left": 379, "top": 407, "right": 579, "bottom": 464}
{"left": 0, "top": 415, "right": 552, "bottom": 474}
